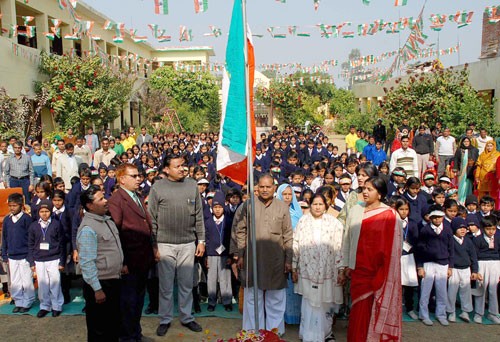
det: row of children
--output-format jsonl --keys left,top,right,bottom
{"left": 391, "top": 189, "right": 500, "bottom": 325}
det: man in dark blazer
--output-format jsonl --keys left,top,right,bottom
{"left": 108, "top": 163, "right": 157, "bottom": 342}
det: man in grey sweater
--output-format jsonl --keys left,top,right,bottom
{"left": 148, "top": 155, "right": 205, "bottom": 336}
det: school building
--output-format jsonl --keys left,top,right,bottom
{"left": 0, "top": 0, "right": 214, "bottom": 134}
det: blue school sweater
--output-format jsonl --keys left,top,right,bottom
{"left": 452, "top": 237, "right": 479, "bottom": 273}
{"left": 52, "top": 208, "right": 72, "bottom": 251}
{"left": 27, "top": 220, "right": 65, "bottom": 267}
{"left": 204, "top": 210, "right": 233, "bottom": 257}
{"left": 1, "top": 214, "right": 33, "bottom": 261}
{"left": 403, "top": 192, "right": 428, "bottom": 226}
{"left": 472, "top": 235, "right": 500, "bottom": 261}
{"left": 415, "top": 223, "right": 454, "bottom": 268}
{"left": 402, "top": 219, "right": 419, "bottom": 256}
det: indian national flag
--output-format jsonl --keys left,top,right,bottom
{"left": 217, "top": 0, "right": 256, "bottom": 185}
{"left": 394, "top": 0, "right": 408, "bottom": 6}
{"left": 154, "top": 0, "right": 168, "bottom": 15}
{"left": 194, "top": 0, "right": 208, "bottom": 13}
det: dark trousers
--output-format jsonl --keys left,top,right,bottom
{"left": 403, "top": 286, "right": 416, "bottom": 312}
{"left": 83, "top": 279, "right": 121, "bottom": 342}
{"left": 10, "top": 178, "right": 31, "bottom": 203}
{"left": 120, "top": 272, "right": 147, "bottom": 342}
{"left": 146, "top": 266, "right": 159, "bottom": 311}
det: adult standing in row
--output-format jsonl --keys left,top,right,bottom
{"left": 413, "top": 125, "right": 434, "bottom": 180}
{"left": 453, "top": 137, "right": 479, "bottom": 204}
{"left": 85, "top": 127, "right": 100, "bottom": 156}
{"left": 276, "top": 184, "right": 303, "bottom": 325}
{"left": 436, "top": 128, "right": 456, "bottom": 177}
{"left": 339, "top": 177, "right": 402, "bottom": 341}
{"left": 372, "top": 119, "right": 387, "bottom": 150}
{"left": 148, "top": 155, "right": 205, "bottom": 337}
{"left": 78, "top": 185, "right": 124, "bottom": 341}
{"left": 292, "top": 193, "right": 344, "bottom": 342}
{"left": 3, "top": 141, "right": 34, "bottom": 202}
{"left": 136, "top": 127, "right": 153, "bottom": 146}
{"left": 235, "top": 174, "right": 293, "bottom": 336}
{"left": 389, "top": 136, "right": 418, "bottom": 178}
{"left": 475, "top": 140, "right": 500, "bottom": 201}
{"left": 94, "top": 138, "right": 116, "bottom": 167}
{"left": 108, "top": 164, "right": 157, "bottom": 342}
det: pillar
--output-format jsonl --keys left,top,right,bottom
{"left": 35, "top": 13, "right": 49, "bottom": 52}
{"left": 61, "top": 24, "right": 74, "bottom": 54}
{"left": 0, "top": 0, "right": 16, "bottom": 37}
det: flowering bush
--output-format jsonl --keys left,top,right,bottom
{"left": 381, "top": 64, "right": 499, "bottom": 136}
{"left": 36, "top": 52, "right": 134, "bottom": 132}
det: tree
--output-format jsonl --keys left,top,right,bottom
{"left": 135, "top": 83, "right": 171, "bottom": 123}
{"left": 36, "top": 52, "right": 134, "bottom": 132}
{"left": 331, "top": 88, "right": 380, "bottom": 134}
{"left": 381, "top": 64, "right": 499, "bottom": 136}
{"left": 148, "top": 66, "right": 220, "bottom": 131}
{"left": 0, "top": 87, "right": 48, "bottom": 141}
{"left": 255, "top": 71, "right": 335, "bottom": 127}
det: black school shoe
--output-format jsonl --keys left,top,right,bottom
{"left": 145, "top": 306, "right": 158, "bottom": 315}
{"left": 52, "top": 310, "right": 62, "bottom": 317}
{"left": 37, "top": 309, "right": 50, "bottom": 318}
{"left": 12, "top": 307, "right": 21, "bottom": 313}
{"left": 156, "top": 323, "right": 171, "bottom": 336}
{"left": 207, "top": 305, "right": 215, "bottom": 312}
{"left": 182, "top": 321, "right": 202, "bottom": 332}
{"left": 224, "top": 304, "right": 233, "bottom": 312}
{"left": 19, "top": 307, "right": 31, "bottom": 313}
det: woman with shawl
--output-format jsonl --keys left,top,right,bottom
{"left": 292, "top": 193, "right": 344, "bottom": 342}
{"left": 339, "top": 177, "right": 402, "bottom": 341}
{"left": 453, "top": 137, "right": 479, "bottom": 204}
{"left": 474, "top": 140, "right": 500, "bottom": 201}
{"left": 277, "top": 183, "right": 303, "bottom": 325}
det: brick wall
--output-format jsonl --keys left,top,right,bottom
{"left": 481, "top": 11, "right": 500, "bottom": 59}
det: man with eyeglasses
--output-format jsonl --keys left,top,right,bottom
{"left": 108, "top": 164, "right": 157, "bottom": 342}
{"left": 148, "top": 155, "right": 205, "bottom": 337}
{"left": 4, "top": 140, "right": 34, "bottom": 202}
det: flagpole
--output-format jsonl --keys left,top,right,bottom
{"left": 241, "top": 0, "right": 260, "bottom": 332}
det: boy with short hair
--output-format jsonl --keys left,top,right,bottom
{"left": 446, "top": 217, "right": 479, "bottom": 323}
{"left": 205, "top": 191, "right": 233, "bottom": 312}
{"left": 1, "top": 193, "right": 35, "bottom": 313}
{"left": 431, "top": 188, "right": 446, "bottom": 207}
{"left": 465, "top": 195, "right": 478, "bottom": 215}
{"left": 476, "top": 196, "right": 495, "bottom": 221}
{"left": 472, "top": 216, "right": 500, "bottom": 324}
{"left": 28, "top": 200, "right": 65, "bottom": 317}
{"left": 416, "top": 205, "right": 454, "bottom": 326}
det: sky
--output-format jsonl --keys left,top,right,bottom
{"left": 82, "top": 0, "right": 496, "bottom": 85}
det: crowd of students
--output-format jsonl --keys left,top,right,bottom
{"left": 0, "top": 121, "right": 500, "bottom": 340}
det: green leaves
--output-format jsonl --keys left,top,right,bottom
{"left": 148, "top": 66, "right": 221, "bottom": 131}
{"left": 37, "top": 51, "right": 133, "bottom": 132}
{"left": 381, "top": 67, "right": 498, "bottom": 136}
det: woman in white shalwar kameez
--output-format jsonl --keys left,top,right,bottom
{"left": 292, "top": 193, "right": 344, "bottom": 342}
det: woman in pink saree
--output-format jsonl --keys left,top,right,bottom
{"left": 339, "top": 177, "right": 402, "bottom": 341}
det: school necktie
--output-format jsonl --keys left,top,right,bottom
{"left": 488, "top": 237, "right": 495, "bottom": 249}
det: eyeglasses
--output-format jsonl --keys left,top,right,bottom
{"left": 126, "top": 174, "right": 141, "bottom": 178}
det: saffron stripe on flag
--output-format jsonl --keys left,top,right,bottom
{"left": 217, "top": 0, "right": 256, "bottom": 185}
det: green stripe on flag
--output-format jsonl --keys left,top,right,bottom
{"left": 221, "top": 0, "right": 247, "bottom": 156}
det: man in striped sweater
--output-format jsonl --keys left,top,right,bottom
{"left": 390, "top": 135, "right": 418, "bottom": 178}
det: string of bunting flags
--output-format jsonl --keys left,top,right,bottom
{"left": 6, "top": 2, "right": 498, "bottom": 45}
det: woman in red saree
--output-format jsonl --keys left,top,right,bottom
{"left": 339, "top": 177, "right": 402, "bottom": 341}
